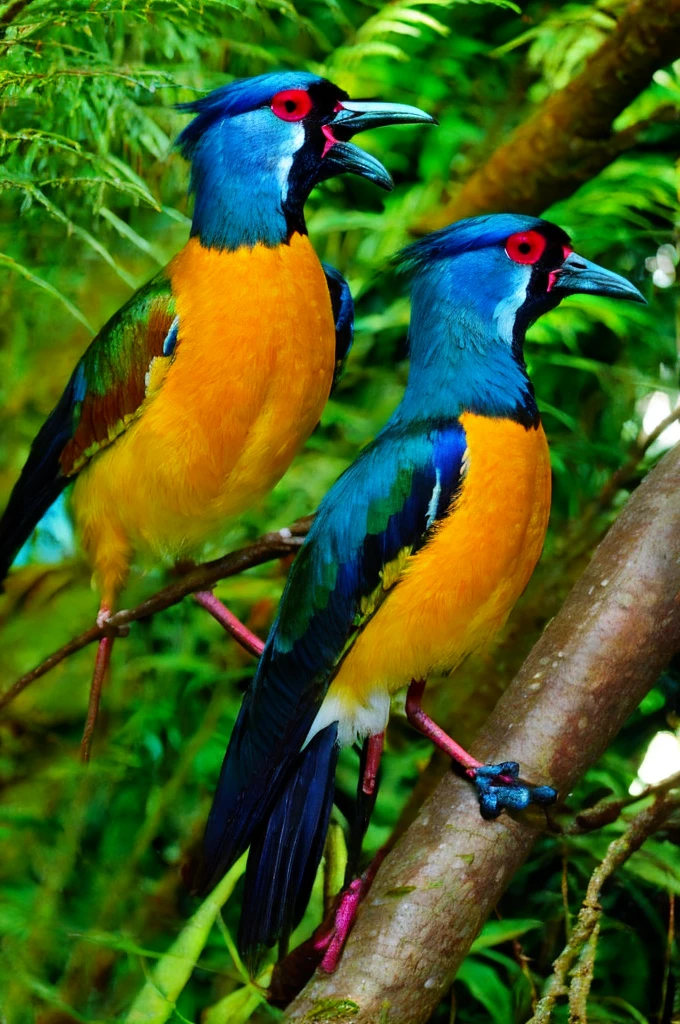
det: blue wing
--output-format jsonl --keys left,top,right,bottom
{"left": 323, "top": 264, "right": 354, "bottom": 388}
{"left": 199, "top": 418, "right": 466, "bottom": 898}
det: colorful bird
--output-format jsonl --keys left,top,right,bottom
{"left": 196, "top": 214, "right": 645, "bottom": 968}
{"left": 0, "top": 72, "right": 435, "bottom": 757}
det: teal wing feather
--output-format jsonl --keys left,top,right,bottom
{"left": 0, "top": 272, "right": 177, "bottom": 582}
{"left": 199, "top": 417, "right": 467, "bottom": 894}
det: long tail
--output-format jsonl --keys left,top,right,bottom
{"left": 0, "top": 465, "right": 69, "bottom": 584}
{"left": 0, "top": 387, "right": 75, "bottom": 585}
{"left": 238, "top": 723, "right": 338, "bottom": 966}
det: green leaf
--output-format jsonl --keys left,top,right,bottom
{"left": 124, "top": 853, "right": 247, "bottom": 1024}
{"left": 456, "top": 959, "right": 513, "bottom": 1024}
{"left": 470, "top": 918, "right": 543, "bottom": 951}
{"left": 0, "top": 252, "right": 94, "bottom": 332}
{"left": 203, "top": 987, "right": 264, "bottom": 1024}
{"left": 384, "top": 885, "right": 418, "bottom": 897}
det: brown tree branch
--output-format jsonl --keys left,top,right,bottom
{"left": 0, "top": 524, "right": 309, "bottom": 713}
{"left": 417, "top": 0, "right": 680, "bottom": 231}
{"left": 285, "top": 443, "right": 680, "bottom": 1023}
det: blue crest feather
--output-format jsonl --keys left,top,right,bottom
{"left": 175, "top": 72, "right": 324, "bottom": 158}
{"left": 395, "top": 214, "right": 558, "bottom": 274}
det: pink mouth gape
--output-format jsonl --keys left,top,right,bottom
{"left": 548, "top": 245, "right": 574, "bottom": 292}
{"left": 322, "top": 102, "right": 346, "bottom": 157}
{"left": 321, "top": 125, "right": 337, "bottom": 157}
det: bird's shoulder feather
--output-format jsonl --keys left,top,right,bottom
{"left": 59, "top": 272, "right": 177, "bottom": 475}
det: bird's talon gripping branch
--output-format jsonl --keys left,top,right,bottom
{"left": 95, "top": 605, "right": 112, "bottom": 630}
{"left": 406, "top": 681, "right": 557, "bottom": 818}
{"left": 468, "top": 762, "right": 557, "bottom": 820}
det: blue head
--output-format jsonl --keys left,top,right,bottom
{"left": 176, "top": 72, "right": 435, "bottom": 251}
{"left": 395, "top": 213, "right": 644, "bottom": 425}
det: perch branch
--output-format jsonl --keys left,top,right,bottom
{"left": 529, "top": 789, "right": 680, "bottom": 1024}
{"left": 417, "top": 0, "right": 680, "bottom": 230}
{"left": 0, "top": 523, "right": 310, "bottom": 712}
{"left": 285, "top": 443, "right": 680, "bottom": 1023}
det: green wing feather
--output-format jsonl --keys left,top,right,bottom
{"left": 0, "top": 271, "right": 177, "bottom": 582}
{"left": 60, "top": 272, "right": 177, "bottom": 475}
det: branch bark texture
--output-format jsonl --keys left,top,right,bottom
{"left": 418, "top": 0, "right": 680, "bottom": 231}
{"left": 285, "top": 444, "right": 680, "bottom": 1023}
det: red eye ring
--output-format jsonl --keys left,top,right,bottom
{"left": 271, "top": 89, "right": 313, "bottom": 122}
{"left": 505, "top": 230, "right": 547, "bottom": 265}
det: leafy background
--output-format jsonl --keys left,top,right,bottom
{"left": 0, "top": 0, "right": 679, "bottom": 1020}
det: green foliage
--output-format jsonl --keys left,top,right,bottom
{"left": 0, "top": 0, "right": 679, "bottom": 1021}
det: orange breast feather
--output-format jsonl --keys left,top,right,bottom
{"left": 329, "top": 414, "right": 552, "bottom": 710}
{"left": 72, "top": 233, "right": 335, "bottom": 601}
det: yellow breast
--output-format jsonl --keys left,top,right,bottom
{"left": 73, "top": 233, "right": 335, "bottom": 602}
{"left": 328, "top": 414, "right": 552, "bottom": 716}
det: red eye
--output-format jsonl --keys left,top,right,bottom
{"left": 505, "top": 230, "right": 547, "bottom": 265}
{"left": 271, "top": 89, "right": 313, "bottom": 122}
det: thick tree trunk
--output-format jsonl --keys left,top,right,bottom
{"left": 418, "top": 0, "right": 680, "bottom": 231}
{"left": 285, "top": 444, "right": 680, "bottom": 1023}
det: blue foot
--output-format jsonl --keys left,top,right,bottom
{"left": 468, "top": 762, "right": 557, "bottom": 820}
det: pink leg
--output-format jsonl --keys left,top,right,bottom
{"left": 269, "top": 739, "right": 387, "bottom": 993}
{"left": 80, "top": 605, "right": 115, "bottom": 763}
{"left": 268, "top": 842, "right": 388, "bottom": 1003}
{"left": 405, "top": 678, "right": 484, "bottom": 774}
{"left": 317, "top": 733, "right": 386, "bottom": 973}
{"left": 362, "top": 731, "right": 384, "bottom": 796}
{"left": 193, "top": 590, "right": 264, "bottom": 658}
{"left": 316, "top": 846, "right": 388, "bottom": 973}
{"left": 405, "top": 680, "right": 557, "bottom": 815}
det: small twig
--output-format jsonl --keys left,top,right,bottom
{"left": 528, "top": 790, "right": 680, "bottom": 1024}
{"left": 567, "top": 922, "right": 600, "bottom": 1023}
{"left": 564, "top": 771, "right": 680, "bottom": 834}
{"left": 0, "top": 523, "right": 310, "bottom": 713}
{"left": 561, "top": 853, "right": 571, "bottom": 941}
{"left": 596, "top": 404, "right": 680, "bottom": 511}
{"left": 512, "top": 936, "right": 538, "bottom": 1009}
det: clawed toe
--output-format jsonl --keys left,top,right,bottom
{"left": 96, "top": 608, "right": 111, "bottom": 629}
{"left": 96, "top": 607, "right": 129, "bottom": 636}
{"left": 467, "top": 762, "right": 557, "bottom": 820}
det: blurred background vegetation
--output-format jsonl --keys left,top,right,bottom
{"left": 0, "top": 0, "right": 679, "bottom": 1020}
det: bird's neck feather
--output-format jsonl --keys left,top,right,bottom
{"left": 188, "top": 132, "right": 306, "bottom": 251}
{"left": 399, "top": 276, "right": 539, "bottom": 428}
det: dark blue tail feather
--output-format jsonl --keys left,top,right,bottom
{"left": 237, "top": 723, "right": 338, "bottom": 965}
{"left": 0, "top": 381, "right": 77, "bottom": 585}
{"left": 197, "top": 660, "right": 322, "bottom": 896}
